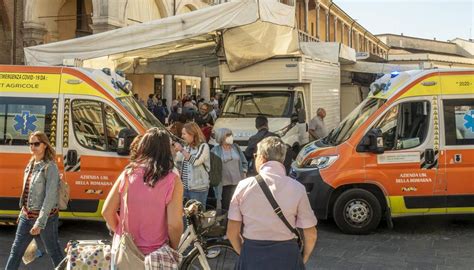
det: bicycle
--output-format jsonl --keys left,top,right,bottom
{"left": 178, "top": 200, "right": 239, "bottom": 270}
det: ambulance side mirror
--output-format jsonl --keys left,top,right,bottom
{"left": 357, "top": 128, "right": 385, "bottom": 154}
{"left": 117, "top": 128, "right": 138, "bottom": 156}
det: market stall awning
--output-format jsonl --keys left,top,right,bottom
{"left": 24, "top": 0, "right": 298, "bottom": 73}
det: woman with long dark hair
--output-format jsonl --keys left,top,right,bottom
{"left": 102, "top": 128, "right": 183, "bottom": 257}
{"left": 5, "top": 131, "right": 64, "bottom": 269}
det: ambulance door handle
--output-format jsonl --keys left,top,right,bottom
{"left": 454, "top": 154, "right": 462, "bottom": 164}
{"left": 66, "top": 150, "right": 78, "bottom": 166}
{"left": 425, "top": 149, "right": 435, "bottom": 165}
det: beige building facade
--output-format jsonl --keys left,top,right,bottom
{"left": 1, "top": 0, "right": 213, "bottom": 102}
{"left": 1, "top": 0, "right": 391, "bottom": 103}
{"left": 293, "top": 0, "right": 389, "bottom": 59}
{"left": 1, "top": 0, "right": 212, "bottom": 64}
{"left": 377, "top": 34, "right": 474, "bottom": 69}
{"left": 1, "top": 0, "right": 389, "bottom": 62}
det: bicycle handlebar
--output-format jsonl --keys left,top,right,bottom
{"left": 184, "top": 200, "right": 203, "bottom": 216}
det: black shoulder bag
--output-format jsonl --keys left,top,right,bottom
{"left": 255, "top": 174, "right": 304, "bottom": 254}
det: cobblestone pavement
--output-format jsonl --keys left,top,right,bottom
{"left": 0, "top": 215, "right": 473, "bottom": 269}
{"left": 312, "top": 216, "right": 474, "bottom": 270}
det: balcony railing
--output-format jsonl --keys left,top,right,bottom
{"left": 298, "top": 30, "right": 319, "bottom": 43}
{"left": 209, "top": 0, "right": 295, "bottom": 6}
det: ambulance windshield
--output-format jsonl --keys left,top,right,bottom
{"left": 324, "top": 98, "right": 386, "bottom": 146}
{"left": 118, "top": 96, "right": 165, "bottom": 130}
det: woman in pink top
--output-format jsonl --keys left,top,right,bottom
{"left": 102, "top": 128, "right": 184, "bottom": 255}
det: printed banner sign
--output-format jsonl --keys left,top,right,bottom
{"left": 377, "top": 152, "right": 420, "bottom": 164}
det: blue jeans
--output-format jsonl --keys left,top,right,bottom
{"left": 5, "top": 214, "right": 64, "bottom": 270}
{"left": 184, "top": 189, "right": 209, "bottom": 210}
{"left": 213, "top": 184, "right": 223, "bottom": 209}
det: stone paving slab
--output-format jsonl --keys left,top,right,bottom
{"left": 0, "top": 215, "right": 473, "bottom": 269}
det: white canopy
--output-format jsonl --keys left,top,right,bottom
{"left": 24, "top": 0, "right": 298, "bottom": 73}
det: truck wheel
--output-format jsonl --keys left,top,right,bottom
{"left": 333, "top": 188, "right": 382, "bottom": 234}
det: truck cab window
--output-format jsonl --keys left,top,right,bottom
{"left": 221, "top": 92, "right": 292, "bottom": 117}
{"left": 0, "top": 97, "right": 53, "bottom": 146}
{"left": 293, "top": 92, "right": 306, "bottom": 122}
{"left": 72, "top": 100, "right": 107, "bottom": 151}
{"left": 104, "top": 105, "right": 131, "bottom": 151}
{"left": 375, "top": 101, "right": 430, "bottom": 150}
{"left": 296, "top": 92, "right": 304, "bottom": 112}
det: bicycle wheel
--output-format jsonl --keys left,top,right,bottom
{"left": 181, "top": 241, "right": 239, "bottom": 270}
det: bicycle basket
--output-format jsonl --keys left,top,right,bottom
{"left": 198, "top": 209, "right": 227, "bottom": 232}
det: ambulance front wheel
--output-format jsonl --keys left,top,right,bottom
{"left": 333, "top": 188, "right": 382, "bottom": 234}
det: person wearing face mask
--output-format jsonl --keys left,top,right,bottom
{"left": 210, "top": 128, "right": 248, "bottom": 210}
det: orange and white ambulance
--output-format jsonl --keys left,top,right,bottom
{"left": 290, "top": 68, "right": 474, "bottom": 234}
{"left": 0, "top": 65, "right": 164, "bottom": 221}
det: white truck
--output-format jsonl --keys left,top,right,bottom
{"left": 212, "top": 55, "right": 341, "bottom": 153}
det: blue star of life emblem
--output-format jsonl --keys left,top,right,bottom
{"left": 13, "top": 111, "right": 37, "bottom": 135}
{"left": 464, "top": 110, "right": 474, "bottom": 132}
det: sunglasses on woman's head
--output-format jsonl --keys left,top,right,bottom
{"left": 28, "top": 142, "right": 42, "bottom": 147}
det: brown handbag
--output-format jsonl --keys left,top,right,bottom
{"left": 114, "top": 172, "right": 145, "bottom": 269}
{"left": 43, "top": 163, "right": 69, "bottom": 210}
{"left": 58, "top": 179, "right": 70, "bottom": 210}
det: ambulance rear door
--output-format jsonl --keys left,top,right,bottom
{"left": 0, "top": 69, "right": 61, "bottom": 216}
{"left": 440, "top": 72, "right": 474, "bottom": 213}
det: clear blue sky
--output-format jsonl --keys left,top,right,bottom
{"left": 334, "top": 0, "right": 473, "bottom": 41}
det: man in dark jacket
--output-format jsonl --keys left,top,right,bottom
{"left": 146, "top": 94, "right": 155, "bottom": 112}
{"left": 195, "top": 103, "right": 214, "bottom": 141}
{"left": 195, "top": 103, "right": 214, "bottom": 128}
{"left": 182, "top": 100, "right": 198, "bottom": 121}
{"left": 245, "top": 115, "right": 295, "bottom": 174}
{"left": 244, "top": 116, "right": 277, "bottom": 174}
{"left": 152, "top": 100, "right": 168, "bottom": 125}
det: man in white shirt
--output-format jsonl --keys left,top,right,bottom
{"left": 210, "top": 95, "right": 219, "bottom": 108}
{"left": 309, "top": 108, "right": 328, "bottom": 141}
